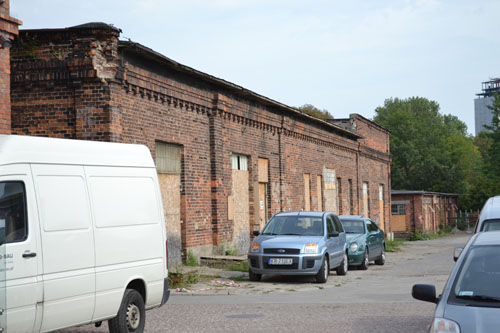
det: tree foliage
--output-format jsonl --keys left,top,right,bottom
{"left": 297, "top": 104, "right": 333, "bottom": 120}
{"left": 374, "top": 97, "right": 481, "bottom": 209}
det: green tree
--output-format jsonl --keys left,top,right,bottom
{"left": 297, "top": 104, "right": 333, "bottom": 120}
{"left": 481, "top": 93, "right": 500, "bottom": 196}
{"left": 374, "top": 97, "right": 480, "bottom": 208}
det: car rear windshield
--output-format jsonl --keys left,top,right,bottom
{"left": 262, "top": 216, "right": 324, "bottom": 236}
{"left": 340, "top": 219, "right": 365, "bottom": 234}
{"left": 448, "top": 245, "right": 500, "bottom": 307}
{"left": 481, "top": 219, "right": 500, "bottom": 232}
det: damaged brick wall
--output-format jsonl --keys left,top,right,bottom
{"left": 0, "top": 0, "right": 21, "bottom": 134}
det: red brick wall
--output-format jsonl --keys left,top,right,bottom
{"left": 0, "top": 0, "right": 21, "bottom": 134}
{"left": 10, "top": 25, "right": 121, "bottom": 141}
{"left": 10, "top": 24, "right": 392, "bottom": 255}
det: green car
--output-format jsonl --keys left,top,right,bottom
{"left": 339, "top": 215, "right": 385, "bottom": 270}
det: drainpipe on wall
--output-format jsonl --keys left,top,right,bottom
{"left": 278, "top": 115, "right": 284, "bottom": 212}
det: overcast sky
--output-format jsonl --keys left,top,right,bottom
{"left": 11, "top": 0, "right": 500, "bottom": 135}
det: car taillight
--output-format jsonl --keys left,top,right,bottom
{"left": 166, "top": 240, "right": 169, "bottom": 270}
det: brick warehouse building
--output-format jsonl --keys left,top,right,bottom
{"left": 9, "top": 23, "right": 392, "bottom": 263}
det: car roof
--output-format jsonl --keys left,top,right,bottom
{"left": 338, "top": 215, "right": 367, "bottom": 221}
{"left": 471, "top": 230, "right": 500, "bottom": 246}
{"left": 479, "top": 196, "right": 500, "bottom": 222}
{"left": 275, "top": 211, "right": 328, "bottom": 217}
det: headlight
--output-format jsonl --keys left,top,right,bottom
{"left": 349, "top": 242, "right": 359, "bottom": 252}
{"left": 430, "top": 318, "right": 460, "bottom": 333}
{"left": 304, "top": 243, "right": 318, "bottom": 254}
{"left": 250, "top": 242, "right": 260, "bottom": 253}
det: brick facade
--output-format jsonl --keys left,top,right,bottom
{"left": 0, "top": 0, "right": 21, "bottom": 134}
{"left": 391, "top": 190, "right": 458, "bottom": 236}
{"left": 10, "top": 23, "right": 392, "bottom": 258}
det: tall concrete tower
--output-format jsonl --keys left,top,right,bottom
{"left": 475, "top": 78, "right": 500, "bottom": 136}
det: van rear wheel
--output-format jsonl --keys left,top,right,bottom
{"left": 109, "top": 289, "right": 145, "bottom": 333}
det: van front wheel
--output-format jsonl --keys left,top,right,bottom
{"left": 109, "top": 289, "right": 146, "bottom": 333}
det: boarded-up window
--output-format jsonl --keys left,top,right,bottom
{"left": 317, "top": 175, "right": 323, "bottom": 211}
{"left": 258, "top": 158, "right": 268, "bottom": 183}
{"left": 156, "top": 142, "right": 181, "bottom": 175}
{"left": 304, "top": 173, "right": 311, "bottom": 211}
{"left": 362, "top": 181, "right": 369, "bottom": 218}
{"left": 232, "top": 154, "right": 248, "bottom": 171}
{"left": 324, "top": 168, "right": 336, "bottom": 190}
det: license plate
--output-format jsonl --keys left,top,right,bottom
{"left": 269, "top": 258, "right": 293, "bottom": 265}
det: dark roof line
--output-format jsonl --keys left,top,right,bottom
{"left": 392, "top": 190, "right": 459, "bottom": 197}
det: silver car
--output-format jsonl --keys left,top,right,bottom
{"left": 247, "top": 211, "right": 348, "bottom": 283}
{"left": 412, "top": 231, "right": 500, "bottom": 332}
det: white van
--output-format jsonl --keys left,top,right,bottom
{"left": 0, "top": 135, "right": 170, "bottom": 333}
{"left": 474, "top": 195, "right": 500, "bottom": 233}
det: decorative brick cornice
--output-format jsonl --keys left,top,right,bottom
{"left": 0, "top": 12, "right": 22, "bottom": 38}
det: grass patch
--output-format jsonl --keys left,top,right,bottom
{"left": 185, "top": 250, "right": 198, "bottom": 267}
{"left": 168, "top": 271, "right": 210, "bottom": 289}
{"left": 226, "top": 261, "right": 249, "bottom": 272}
{"left": 408, "top": 226, "right": 453, "bottom": 242}
{"left": 386, "top": 238, "right": 406, "bottom": 252}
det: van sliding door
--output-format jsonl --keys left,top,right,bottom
{"left": 31, "top": 164, "right": 96, "bottom": 331}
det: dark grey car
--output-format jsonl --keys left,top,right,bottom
{"left": 412, "top": 231, "right": 500, "bottom": 332}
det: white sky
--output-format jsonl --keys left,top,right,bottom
{"left": 11, "top": 0, "right": 500, "bottom": 135}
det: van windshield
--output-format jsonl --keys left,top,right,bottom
{"left": 481, "top": 219, "right": 500, "bottom": 232}
{"left": 449, "top": 245, "right": 500, "bottom": 308}
{"left": 0, "top": 182, "right": 27, "bottom": 244}
{"left": 262, "top": 216, "right": 324, "bottom": 236}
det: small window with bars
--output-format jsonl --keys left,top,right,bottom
{"left": 391, "top": 204, "right": 406, "bottom": 215}
{"left": 156, "top": 142, "right": 181, "bottom": 174}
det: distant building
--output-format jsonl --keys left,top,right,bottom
{"left": 391, "top": 190, "right": 458, "bottom": 236}
{"left": 475, "top": 78, "right": 500, "bottom": 136}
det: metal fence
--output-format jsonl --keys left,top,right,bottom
{"left": 448, "top": 210, "right": 479, "bottom": 233}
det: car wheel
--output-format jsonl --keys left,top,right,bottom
{"left": 336, "top": 252, "right": 348, "bottom": 276}
{"left": 315, "top": 256, "right": 329, "bottom": 283}
{"left": 375, "top": 245, "right": 386, "bottom": 265}
{"left": 249, "top": 269, "right": 262, "bottom": 281}
{"left": 359, "top": 248, "right": 369, "bottom": 270}
{"left": 108, "top": 288, "right": 145, "bottom": 333}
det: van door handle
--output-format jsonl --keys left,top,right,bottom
{"left": 22, "top": 252, "right": 37, "bottom": 258}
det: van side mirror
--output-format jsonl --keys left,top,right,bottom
{"left": 412, "top": 284, "right": 438, "bottom": 304}
{"left": 453, "top": 247, "right": 463, "bottom": 262}
{"left": 253, "top": 230, "right": 260, "bottom": 236}
{"left": 328, "top": 231, "right": 339, "bottom": 238}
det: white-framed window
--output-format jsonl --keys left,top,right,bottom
{"left": 232, "top": 154, "right": 248, "bottom": 171}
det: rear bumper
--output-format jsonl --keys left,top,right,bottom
{"left": 160, "top": 277, "right": 170, "bottom": 306}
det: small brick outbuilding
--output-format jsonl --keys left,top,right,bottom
{"left": 391, "top": 190, "right": 458, "bottom": 236}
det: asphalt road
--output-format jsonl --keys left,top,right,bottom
{"left": 60, "top": 233, "right": 471, "bottom": 333}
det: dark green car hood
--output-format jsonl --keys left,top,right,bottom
{"left": 346, "top": 233, "right": 365, "bottom": 244}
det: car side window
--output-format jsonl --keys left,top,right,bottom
{"left": 326, "top": 216, "right": 335, "bottom": 234}
{"left": 366, "top": 221, "right": 377, "bottom": 233}
{"left": 333, "top": 216, "right": 344, "bottom": 233}
{"left": 0, "top": 181, "right": 28, "bottom": 244}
